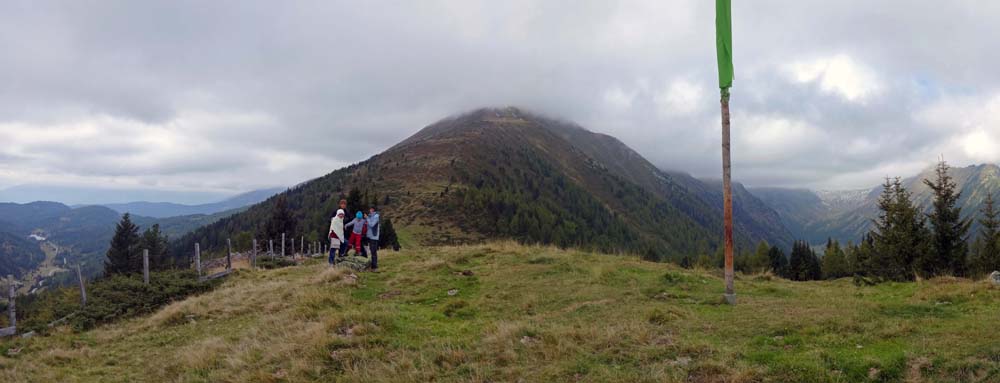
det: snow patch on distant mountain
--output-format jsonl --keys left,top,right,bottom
{"left": 814, "top": 189, "right": 869, "bottom": 211}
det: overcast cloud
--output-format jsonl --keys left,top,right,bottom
{"left": 2, "top": 0, "right": 1000, "bottom": 203}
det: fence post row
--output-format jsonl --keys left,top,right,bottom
{"left": 143, "top": 249, "right": 150, "bottom": 285}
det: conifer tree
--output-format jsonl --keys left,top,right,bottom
{"left": 265, "top": 195, "right": 296, "bottom": 241}
{"left": 822, "top": 238, "right": 849, "bottom": 279}
{"left": 870, "top": 177, "right": 929, "bottom": 281}
{"left": 788, "top": 240, "right": 821, "bottom": 281}
{"left": 105, "top": 213, "right": 141, "bottom": 275}
{"left": 767, "top": 245, "right": 788, "bottom": 277}
{"left": 922, "top": 160, "right": 971, "bottom": 276}
{"left": 140, "top": 223, "right": 169, "bottom": 270}
{"left": 378, "top": 217, "right": 401, "bottom": 251}
{"left": 974, "top": 193, "right": 1000, "bottom": 274}
{"left": 750, "top": 240, "right": 771, "bottom": 273}
{"left": 346, "top": 188, "right": 364, "bottom": 216}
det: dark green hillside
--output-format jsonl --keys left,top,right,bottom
{"left": 171, "top": 107, "right": 793, "bottom": 262}
{"left": 0, "top": 201, "right": 70, "bottom": 233}
{"left": 0, "top": 231, "right": 45, "bottom": 277}
{"left": 132, "top": 208, "right": 249, "bottom": 240}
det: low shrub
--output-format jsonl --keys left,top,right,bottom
{"left": 16, "top": 270, "right": 221, "bottom": 332}
{"left": 256, "top": 257, "right": 297, "bottom": 269}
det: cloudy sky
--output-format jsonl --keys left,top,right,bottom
{"left": 2, "top": 1, "right": 1000, "bottom": 204}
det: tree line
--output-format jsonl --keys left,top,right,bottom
{"left": 717, "top": 160, "right": 999, "bottom": 282}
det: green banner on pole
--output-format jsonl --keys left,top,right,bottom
{"left": 716, "top": 0, "right": 733, "bottom": 93}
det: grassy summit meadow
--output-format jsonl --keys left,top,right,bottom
{"left": 2, "top": 242, "right": 999, "bottom": 382}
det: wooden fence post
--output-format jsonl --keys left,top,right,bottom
{"left": 143, "top": 249, "right": 149, "bottom": 285}
{"left": 195, "top": 243, "right": 202, "bottom": 277}
{"left": 282, "top": 233, "right": 286, "bottom": 258}
{"left": 76, "top": 265, "right": 87, "bottom": 308}
{"left": 226, "top": 238, "right": 233, "bottom": 270}
{"left": 300, "top": 236, "right": 304, "bottom": 255}
{"left": 269, "top": 240, "right": 274, "bottom": 258}
{"left": 252, "top": 239, "right": 258, "bottom": 269}
{"left": 8, "top": 275, "right": 15, "bottom": 330}
{"left": 291, "top": 238, "right": 296, "bottom": 259}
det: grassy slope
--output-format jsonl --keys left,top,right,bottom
{"left": 2, "top": 243, "right": 999, "bottom": 382}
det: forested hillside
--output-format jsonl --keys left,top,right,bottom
{"left": 0, "top": 231, "right": 45, "bottom": 277}
{"left": 172, "top": 107, "right": 793, "bottom": 263}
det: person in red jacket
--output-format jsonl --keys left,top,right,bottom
{"left": 343, "top": 211, "right": 368, "bottom": 257}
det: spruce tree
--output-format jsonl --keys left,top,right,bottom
{"left": 974, "top": 193, "right": 1000, "bottom": 274}
{"left": 265, "top": 195, "right": 296, "bottom": 241}
{"left": 871, "top": 177, "right": 929, "bottom": 281}
{"left": 788, "top": 241, "right": 820, "bottom": 281}
{"left": 822, "top": 238, "right": 848, "bottom": 279}
{"left": 922, "top": 160, "right": 971, "bottom": 277}
{"left": 767, "top": 245, "right": 788, "bottom": 277}
{"left": 379, "top": 217, "right": 401, "bottom": 251}
{"left": 141, "top": 223, "right": 169, "bottom": 270}
{"left": 346, "top": 188, "right": 363, "bottom": 217}
{"left": 105, "top": 213, "right": 141, "bottom": 275}
{"left": 751, "top": 240, "right": 771, "bottom": 273}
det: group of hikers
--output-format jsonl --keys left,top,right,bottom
{"left": 327, "top": 199, "right": 381, "bottom": 271}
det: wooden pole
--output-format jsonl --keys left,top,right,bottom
{"left": 252, "top": 239, "right": 258, "bottom": 269}
{"left": 301, "top": 236, "right": 304, "bottom": 254}
{"left": 195, "top": 243, "right": 202, "bottom": 277}
{"left": 226, "top": 238, "right": 233, "bottom": 270}
{"left": 143, "top": 249, "right": 149, "bottom": 285}
{"left": 291, "top": 238, "right": 296, "bottom": 259}
{"left": 7, "top": 275, "right": 15, "bottom": 329}
{"left": 282, "top": 233, "right": 286, "bottom": 258}
{"left": 269, "top": 239, "right": 274, "bottom": 258}
{"left": 721, "top": 95, "right": 736, "bottom": 305}
{"left": 76, "top": 265, "right": 87, "bottom": 307}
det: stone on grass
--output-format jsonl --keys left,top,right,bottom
{"left": 335, "top": 256, "right": 371, "bottom": 272}
{"left": 988, "top": 271, "right": 1000, "bottom": 286}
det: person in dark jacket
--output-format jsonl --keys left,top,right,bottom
{"left": 337, "top": 199, "right": 350, "bottom": 257}
{"left": 366, "top": 206, "right": 381, "bottom": 271}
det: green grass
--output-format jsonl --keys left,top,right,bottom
{"left": 2, "top": 242, "right": 998, "bottom": 382}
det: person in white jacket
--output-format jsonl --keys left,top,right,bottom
{"left": 328, "top": 209, "right": 346, "bottom": 265}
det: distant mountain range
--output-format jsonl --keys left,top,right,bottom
{"left": 0, "top": 185, "right": 234, "bottom": 206}
{"left": 0, "top": 188, "right": 281, "bottom": 281}
{"left": 100, "top": 188, "right": 283, "bottom": 218}
{"left": 750, "top": 164, "right": 1000, "bottom": 245}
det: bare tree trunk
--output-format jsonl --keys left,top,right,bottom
{"left": 721, "top": 96, "right": 736, "bottom": 305}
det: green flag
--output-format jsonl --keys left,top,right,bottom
{"left": 716, "top": 0, "right": 733, "bottom": 94}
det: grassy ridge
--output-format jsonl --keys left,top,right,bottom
{"left": 2, "top": 243, "right": 999, "bottom": 382}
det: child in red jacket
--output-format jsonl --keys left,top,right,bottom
{"left": 343, "top": 211, "right": 368, "bottom": 256}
